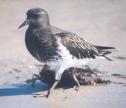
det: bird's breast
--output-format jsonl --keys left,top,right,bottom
{"left": 25, "top": 28, "right": 61, "bottom": 62}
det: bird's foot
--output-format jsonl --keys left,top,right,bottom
{"left": 90, "top": 80, "right": 97, "bottom": 86}
{"left": 74, "top": 85, "right": 80, "bottom": 91}
{"left": 32, "top": 91, "right": 48, "bottom": 98}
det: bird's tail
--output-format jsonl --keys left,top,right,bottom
{"left": 95, "top": 45, "right": 116, "bottom": 61}
{"left": 95, "top": 46, "right": 115, "bottom": 50}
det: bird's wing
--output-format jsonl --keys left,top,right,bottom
{"left": 56, "top": 32, "right": 102, "bottom": 59}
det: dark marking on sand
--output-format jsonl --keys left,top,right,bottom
{"left": 112, "top": 74, "right": 126, "bottom": 79}
{"left": 113, "top": 56, "right": 126, "bottom": 60}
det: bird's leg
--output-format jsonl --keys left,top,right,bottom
{"left": 46, "top": 69, "right": 64, "bottom": 97}
{"left": 33, "top": 68, "right": 63, "bottom": 98}
{"left": 39, "top": 64, "right": 48, "bottom": 75}
{"left": 72, "top": 68, "right": 80, "bottom": 91}
{"left": 46, "top": 80, "right": 60, "bottom": 98}
{"left": 32, "top": 64, "right": 52, "bottom": 97}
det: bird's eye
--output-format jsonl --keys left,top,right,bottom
{"left": 33, "top": 15, "right": 39, "bottom": 19}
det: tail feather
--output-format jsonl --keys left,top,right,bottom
{"left": 95, "top": 45, "right": 115, "bottom": 50}
{"left": 102, "top": 51, "right": 112, "bottom": 56}
{"left": 103, "top": 55, "right": 112, "bottom": 61}
{"left": 95, "top": 45, "right": 116, "bottom": 61}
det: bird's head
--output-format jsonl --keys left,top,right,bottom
{"left": 18, "top": 8, "right": 50, "bottom": 29}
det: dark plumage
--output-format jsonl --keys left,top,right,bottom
{"left": 58, "top": 32, "right": 115, "bottom": 60}
{"left": 25, "top": 28, "right": 60, "bottom": 62}
{"left": 19, "top": 8, "right": 115, "bottom": 97}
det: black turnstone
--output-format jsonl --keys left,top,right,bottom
{"left": 19, "top": 8, "right": 115, "bottom": 97}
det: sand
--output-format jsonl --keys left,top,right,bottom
{"left": 0, "top": 0, "right": 126, "bottom": 108}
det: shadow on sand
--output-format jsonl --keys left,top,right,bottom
{"left": 0, "top": 82, "right": 48, "bottom": 97}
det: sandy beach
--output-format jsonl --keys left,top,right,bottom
{"left": 0, "top": 0, "right": 126, "bottom": 108}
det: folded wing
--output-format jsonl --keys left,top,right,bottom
{"left": 56, "top": 32, "right": 115, "bottom": 61}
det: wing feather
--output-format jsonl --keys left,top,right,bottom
{"left": 56, "top": 32, "right": 100, "bottom": 59}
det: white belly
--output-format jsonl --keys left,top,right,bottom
{"left": 47, "top": 41, "right": 89, "bottom": 72}
{"left": 46, "top": 41, "right": 91, "bottom": 80}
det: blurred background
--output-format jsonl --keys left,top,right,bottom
{"left": 0, "top": 0, "right": 126, "bottom": 108}
{"left": 0, "top": 0, "right": 126, "bottom": 86}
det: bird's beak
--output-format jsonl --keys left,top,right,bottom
{"left": 18, "top": 19, "right": 30, "bottom": 29}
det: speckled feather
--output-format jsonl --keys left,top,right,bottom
{"left": 57, "top": 32, "right": 102, "bottom": 59}
{"left": 21, "top": 8, "right": 115, "bottom": 81}
{"left": 25, "top": 27, "right": 61, "bottom": 62}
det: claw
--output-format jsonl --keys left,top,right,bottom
{"left": 74, "top": 85, "right": 80, "bottom": 91}
{"left": 33, "top": 92, "right": 48, "bottom": 98}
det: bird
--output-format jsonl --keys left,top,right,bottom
{"left": 19, "top": 8, "right": 115, "bottom": 97}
